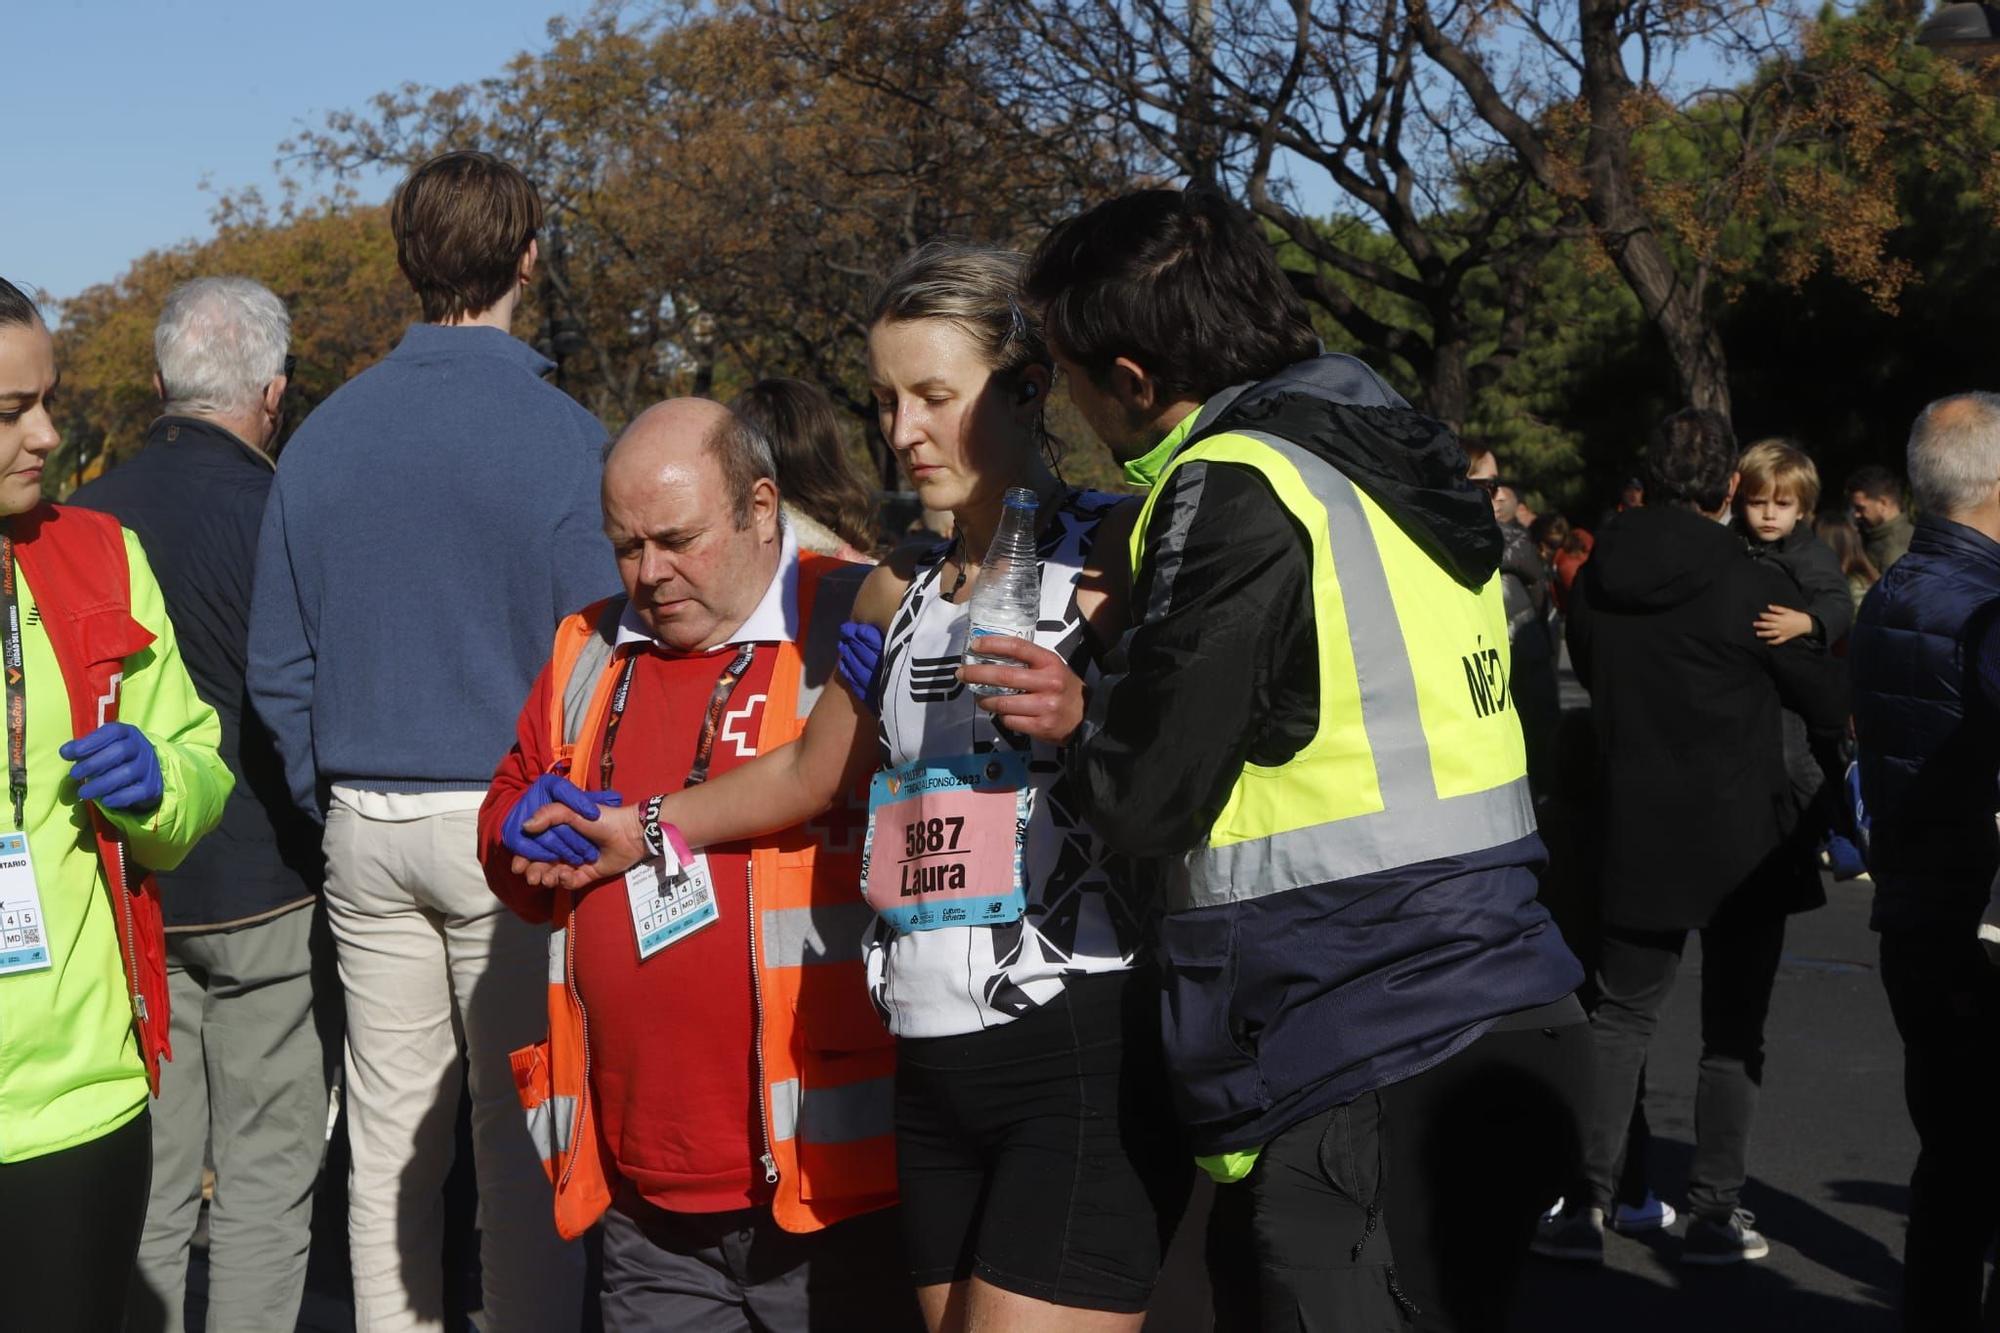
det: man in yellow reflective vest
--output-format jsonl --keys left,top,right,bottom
{"left": 964, "top": 187, "right": 1587, "bottom": 1330}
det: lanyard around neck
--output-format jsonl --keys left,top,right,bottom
{"left": 598, "top": 640, "right": 760, "bottom": 792}
{"left": 1, "top": 534, "right": 25, "bottom": 830}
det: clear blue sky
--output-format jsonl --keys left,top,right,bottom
{"left": 6, "top": 0, "right": 593, "bottom": 306}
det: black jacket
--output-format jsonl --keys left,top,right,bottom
{"left": 1850, "top": 517, "right": 2000, "bottom": 932}
{"left": 71, "top": 417, "right": 323, "bottom": 929}
{"left": 1567, "top": 506, "right": 1847, "bottom": 931}
{"left": 1071, "top": 355, "right": 1580, "bottom": 1153}
{"left": 1742, "top": 522, "right": 1854, "bottom": 647}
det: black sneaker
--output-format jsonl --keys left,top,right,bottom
{"left": 1531, "top": 1205, "right": 1605, "bottom": 1263}
{"left": 1682, "top": 1209, "right": 1770, "bottom": 1265}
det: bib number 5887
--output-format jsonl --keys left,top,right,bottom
{"left": 904, "top": 816, "right": 965, "bottom": 859}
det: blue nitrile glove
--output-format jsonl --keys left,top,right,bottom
{"left": 61, "top": 722, "right": 164, "bottom": 814}
{"left": 502, "top": 773, "right": 622, "bottom": 867}
{"left": 837, "top": 621, "right": 886, "bottom": 713}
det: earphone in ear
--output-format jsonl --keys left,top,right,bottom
{"left": 1020, "top": 383, "right": 1039, "bottom": 403}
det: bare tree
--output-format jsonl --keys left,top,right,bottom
{"left": 998, "top": 0, "right": 1556, "bottom": 428}
{"left": 1404, "top": 0, "right": 2000, "bottom": 414}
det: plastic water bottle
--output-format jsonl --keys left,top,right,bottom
{"left": 963, "top": 487, "right": 1041, "bottom": 697}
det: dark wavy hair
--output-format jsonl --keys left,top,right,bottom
{"left": 1644, "top": 408, "right": 1738, "bottom": 512}
{"left": 1025, "top": 186, "right": 1320, "bottom": 403}
{"left": 729, "top": 378, "right": 879, "bottom": 554}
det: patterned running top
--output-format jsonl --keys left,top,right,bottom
{"left": 867, "top": 488, "right": 1146, "bottom": 1038}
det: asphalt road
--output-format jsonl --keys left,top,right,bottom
{"left": 194, "top": 876, "right": 1920, "bottom": 1332}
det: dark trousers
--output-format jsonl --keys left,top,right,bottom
{"left": 0, "top": 1109, "right": 151, "bottom": 1331}
{"left": 599, "top": 1187, "right": 922, "bottom": 1332}
{"left": 1209, "top": 1016, "right": 1589, "bottom": 1332}
{"left": 1880, "top": 927, "right": 2000, "bottom": 1331}
{"left": 1582, "top": 908, "right": 1787, "bottom": 1219}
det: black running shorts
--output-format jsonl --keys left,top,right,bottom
{"left": 892, "top": 968, "right": 1193, "bottom": 1313}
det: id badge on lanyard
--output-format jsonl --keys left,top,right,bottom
{"left": 860, "top": 751, "right": 1030, "bottom": 932}
{"left": 607, "top": 641, "right": 756, "bottom": 963}
{"left": 0, "top": 834, "right": 50, "bottom": 975}
{"left": 0, "top": 536, "right": 48, "bottom": 975}
{"left": 625, "top": 843, "right": 720, "bottom": 960}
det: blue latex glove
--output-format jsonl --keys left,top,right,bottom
{"left": 61, "top": 722, "right": 164, "bottom": 814}
{"left": 837, "top": 621, "right": 886, "bottom": 713}
{"left": 502, "top": 773, "right": 622, "bottom": 867}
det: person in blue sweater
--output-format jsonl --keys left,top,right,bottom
{"left": 247, "top": 151, "right": 614, "bottom": 1333}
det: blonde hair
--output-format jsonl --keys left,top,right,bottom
{"left": 870, "top": 242, "right": 1051, "bottom": 386}
{"left": 1736, "top": 438, "right": 1821, "bottom": 514}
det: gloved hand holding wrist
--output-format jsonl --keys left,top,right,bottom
{"left": 503, "top": 772, "right": 622, "bottom": 867}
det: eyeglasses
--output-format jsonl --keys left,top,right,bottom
{"left": 1469, "top": 477, "right": 1500, "bottom": 496}
{"left": 282, "top": 355, "right": 298, "bottom": 380}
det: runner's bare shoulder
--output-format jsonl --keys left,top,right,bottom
{"left": 855, "top": 539, "right": 935, "bottom": 628}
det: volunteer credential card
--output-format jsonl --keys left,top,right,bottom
{"left": 0, "top": 832, "right": 50, "bottom": 975}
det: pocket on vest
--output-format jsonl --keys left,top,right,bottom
{"left": 1158, "top": 907, "right": 1269, "bottom": 1126}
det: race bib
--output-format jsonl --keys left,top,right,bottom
{"left": 625, "top": 846, "right": 720, "bottom": 961}
{"left": 861, "top": 752, "right": 1030, "bottom": 932}
{"left": 0, "top": 832, "right": 49, "bottom": 976}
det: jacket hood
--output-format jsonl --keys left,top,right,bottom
{"left": 1587, "top": 505, "right": 1743, "bottom": 611}
{"left": 1195, "top": 354, "right": 1502, "bottom": 589}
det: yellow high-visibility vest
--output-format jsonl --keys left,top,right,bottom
{"left": 1130, "top": 428, "right": 1535, "bottom": 912}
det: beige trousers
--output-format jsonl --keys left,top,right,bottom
{"left": 324, "top": 789, "right": 583, "bottom": 1332}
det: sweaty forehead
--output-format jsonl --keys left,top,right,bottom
{"left": 603, "top": 455, "right": 721, "bottom": 534}
{"left": 868, "top": 317, "right": 990, "bottom": 386}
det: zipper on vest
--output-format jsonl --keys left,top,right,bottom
{"left": 117, "top": 844, "right": 145, "bottom": 1023}
{"left": 558, "top": 903, "right": 592, "bottom": 1192}
{"left": 745, "top": 862, "right": 779, "bottom": 1186}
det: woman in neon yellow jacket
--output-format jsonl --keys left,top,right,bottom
{"left": 0, "top": 276, "right": 232, "bottom": 1329}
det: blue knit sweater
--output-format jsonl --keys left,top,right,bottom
{"left": 249, "top": 324, "right": 616, "bottom": 818}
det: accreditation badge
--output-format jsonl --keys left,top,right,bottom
{"left": 0, "top": 832, "right": 50, "bottom": 975}
{"left": 624, "top": 842, "right": 720, "bottom": 962}
{"left": 861, "top": 752, "right": 1030, "bottom": 933}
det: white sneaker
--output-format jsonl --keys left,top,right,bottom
{"left": 1609, "top": 1191, "right": 1677, "bottom": 1234}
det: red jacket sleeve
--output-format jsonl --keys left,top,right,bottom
{"left": 480, "top": 658, "right": 561, "bottom": 925}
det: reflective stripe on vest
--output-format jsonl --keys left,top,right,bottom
{"left": 525, "top": 1093, "right": 580, "bottom": 1162}
{"left": 768, "top": 1074, "right": 896, "bottom": 1145}
{"left": 559, "top": 602, "right": 624, "bottom": 750}
{"left": 761, "top": 901, "right": 873, "bottom": 969}
{"left": 1132, "top": 428, "right": 1535, "bottom": 912}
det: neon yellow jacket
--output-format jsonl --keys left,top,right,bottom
{"left": 0, "top": 526, "right": 231, "bottom": 1162}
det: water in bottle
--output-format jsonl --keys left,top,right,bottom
{"left": 963, "top": 487, "right": 1041, "bottom": 697}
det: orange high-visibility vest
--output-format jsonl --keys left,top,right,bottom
{"left": 509, "top": 554, "right": 897, "bottom": 1239}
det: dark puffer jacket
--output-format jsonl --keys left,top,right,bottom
{"left": 1850, "top": 517, "right": 2000, "bottom": 933}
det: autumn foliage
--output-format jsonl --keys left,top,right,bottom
{"left": 42, "top": 0, "right": 2000, "bottom": 505}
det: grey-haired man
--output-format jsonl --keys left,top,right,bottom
{"left": 72, "top": 276, "right": 329, "bottom": 1333}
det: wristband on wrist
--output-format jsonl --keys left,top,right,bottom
{"left": 642, "top": 794, "right": 665, "bottom": 859}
